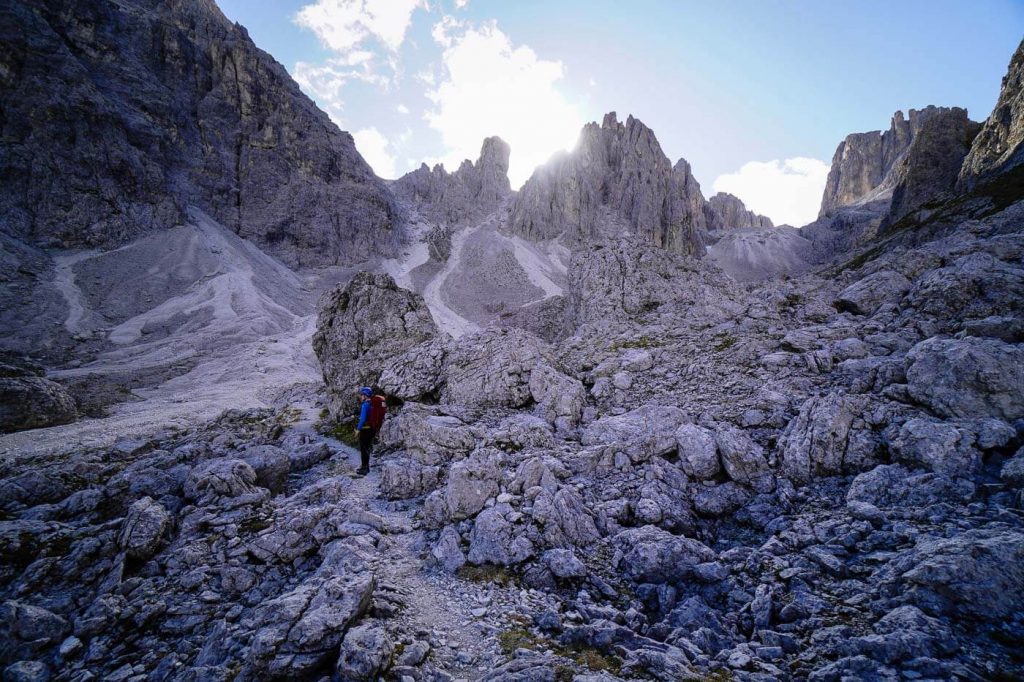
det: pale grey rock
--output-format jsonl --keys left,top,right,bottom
{"left": 467, "top": 503, "right": 534, "bottom": 565}
{"left": 429, "top": 525, "right": 466, "bottom": 573}
{"left": 530, "top": 488, "right": 601, "bottom": 548}
{"left": 957, "top": 40, "right": 1024, "bottom": 192}
{"left": 441, "top": 327, "right": 544, "bottom": 409}
{"left": 240, "top": 444, "right": 290, "bottom": 494}
{"left": 443, "top": 449, "right": 503, "bottom": 520}
{"left": 336, "top": 624, "right": 394, "bottom": 681}
{"left": 713, "top": 423, "right": 773, "bottom": 492}
{"left": 491, "top": 415, "right": 556, "bottom": 452}
{"left": 543, "top": 548, "right": 587, "bottom": 579}
{"left": 528, "top": 362, "right": 587, "bottom": 430}
{"left": 396, "top": 407, "right": 476, "bottom": 465}
{"left": 834, "top": 270, "right": 911, "bottom": 315}
{"left": 509, "top": 456, "right": 563, "bottom": 495}
{"left": 705, "top": 192, "right": 773, "bottom": 230}
{"left": 846, "top": 464, "right": 975, "bottom": 508}
{"left": 613, "top": 525, "right": 716, "bottom": 584}
{"left": 890, "top": 418, "right": 980, "bottom": 478}
{"left": 184, "top": 458, "right": 266, "bottom": 505}
{"left": 906, "top": 336, "right": 1024, "bottom": 421}
{"left": 394, "top": 136, "right": 511, "bottom": 225}
{"left": 692, "top": 481, "right": 751, "bottom": 517}
{"left": 314, "top": 272, "right": 440, "bottom": 416}
{"left": 581, "top": 405, "right": 688, "bottom": 463}
{"left": 1001, "top": 446, "right": 1024, "bottom": 487}
{"left": 903, "top": 252, "right": 1024, "bottom": 326}
{"left": 2, "top": 602, "right": 68, "bottom": 644}
{"left": 245, "top": 554, "right": 375, "bottom": 676}
{"left": 377, "top": 337, "right": 449, "bottom": 402}
{"left": 508, "top": 112, "right": 705, "bottom": 255}
{"left": 1, "top": 661, "right": 50, "bottom": 682}
{"left": 899, "top": 528, "right": 1024, "bottom": 621}
{"left": 0, "top": 376, "right": 77, "bottom": 433}
{"left": 379, "top": 458, "right": 441, "bottom": 500}
{"left": 675, "top": 423, "right": 720, "bottom": 480}
{"left": 0, "top": 0, "right": 397, "bottom": 266}
{"left": 780, "top": 393, "right": 877, "bottom": 483}
{"left": 117, "top": 496, "right": 171, "bottom": 560}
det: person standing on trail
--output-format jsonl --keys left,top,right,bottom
{"left": 354, "top": 386, "right": 386, "bottom": 475}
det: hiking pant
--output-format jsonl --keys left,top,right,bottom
{"left": 358, "top": 427, "right": 376, "bottom": 469}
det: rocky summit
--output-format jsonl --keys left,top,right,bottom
{"left": 0, "top": 2, "right": 1023, "bottom": 680}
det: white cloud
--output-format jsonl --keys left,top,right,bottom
{"left": 396, "top": 103, "right": 410, "bottom": 114}
{"left": 425, "top": 18, "right": 584, "bottom": 187}
{"left": 455, "top": 0, "right": 470, "bottom": 8}
{"left": 293, "top": 56, "right": 390, "bottom": 126}
{"left": 712, "top": 157, "right": 830, "bottom": 227}
{"left": 353, "top": 127, "right": 397, "bottom": 178}
{"left": 295, "top": 0, "right": 423, "bottom": 53}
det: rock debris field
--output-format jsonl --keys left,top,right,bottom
{"left": 1, "top": 1, "right": 1024, "bottom": 680}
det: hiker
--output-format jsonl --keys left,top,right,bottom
{"left": 354, "top": 386, "right": 386, "bottom": 475}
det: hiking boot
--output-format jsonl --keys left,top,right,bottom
{"left": 356, "top": 467, "right": 369, "bottom": 476}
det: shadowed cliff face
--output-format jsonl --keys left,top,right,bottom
{"left": 0, "top": 0, "right": 399, "bottom": 268}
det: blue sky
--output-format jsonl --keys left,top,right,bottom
{"left": 217, "top": 0, "right": 1023, "bottom": 226}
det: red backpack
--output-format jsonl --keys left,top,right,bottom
{"left": 367, "top": 395, "right": 387, "bottom": 431}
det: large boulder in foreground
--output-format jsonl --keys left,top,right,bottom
{"left": 906, "top": 336, "right": 1024, "bottom": 421}
{"left": 313, "top": 272, "right": 440, "bottom": 415}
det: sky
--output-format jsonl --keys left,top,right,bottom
{"left": 216, "top": 0, "right": 1023, "bottom": 227}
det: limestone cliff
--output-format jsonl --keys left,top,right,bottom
{"left": 393, "top": 137, "right": 512, "bottom": 225}
{"left": 957, "top": 40, "right": 1024, "bottom": 193}
{"left": 0, "top": 0, "right": 398, "bottom": 267}
{"left": 705, "top": 192, "right": 774, "bottom": 230}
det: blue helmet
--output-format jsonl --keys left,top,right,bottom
{"left": 360, "top": 387, "right": 373, "bottom": 397}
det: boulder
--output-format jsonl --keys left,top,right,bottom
{"left": 675, "top": 423, "right": 719, "bottom": 480}
{"left": 0, "top": 376, "right": 77, "bottom": 433}
{"left": 1002, "top": 446, "right": 1024, "bottom": 487}
{"left": 117, "top": 496, "right": 171, "bottom": 560}
{"left": 240, "top": 445, "right": 291, "bottom": 494}
{"left": 834, "top": 270, "right": 911, "bottom": 316}
{"left": 528, "top": 363, "right": 587, "bottom": 430}
{"left": 1, "top": 602, "right": 68, "bottom": 644}
{"left": 395, "top": 407, "right": 476, "bottom": 465}
{"left": 184, "top": 459, "right": 267, "bottom": 506}
{"left": 692, "top": 482, "right": 751, "bottom": 518}
{"left": 467, "top": 503, "right": 534, "bottom": 565}
{"left": 903, "top": 253, "right": 1024, "bottom": 326}
{"left": 900, "top": 529, "right": 1024, "bottom": 621}
{"left": 581, "top": 405, "right": 689, "bottom": 463}
{"left": 429, "top": 525, "right": 466, "bottom": 573}
{"left": 780, "top": 393, "right": 878, "bottom": 483}
{"left": 377, "top": 337, "right": 449, "bottom": 402}
{"left": 443, "top": 449, "right": 503, "bottom": 520}
{"left": 379, "top": 459, "right": 441, "bottom": 500}
{"left": 543, "top": 548, "right": 587, "bottom": 579}
{"left": 906, "top": 337, "right": 1024, "bottom": 421}
{"left": 847, "top": 464, "right": 975, "bottom": 508}
{"left": 890, "top": 418, "right": 980, "bottom": 478}
{"left": 530, "top": 488, "right": 601, "bottom": 548}
{"left": 613, "top": 525, "right": 716, "bottom": 584}
{"left": 713, "top": 423, "right": 773, "bottom": 492}
{"left": 336, "top": 624, "right": 394, "bottom": 681}
{"left": 313, "top": 272, "right": 439, "bottom": 416}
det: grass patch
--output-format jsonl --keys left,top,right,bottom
{"left": 497, "top": 627, "right": 622, "bottom": 675}
{"left": 275, "top": 405, "right": 302, "bottom": 426}
{"left": 713, "top": 334, "right": 737, "bottom": 352}
{"left": 457, "top": 564, "right": 519, "bottom": 587}
{"left": 609, "top": 335, "right": 660, "bottom": 351}
{"left": 319, "top": 417, "right": 360, "bottom": 448}
{"left": 498, "top": 627, "right": 542, "bottom": 655}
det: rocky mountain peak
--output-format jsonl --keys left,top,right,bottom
{"left": 506, "top": 112, "right": 706, "bottom": 255}
{"left": 818, "top": 106, "right": 962, "bottom": 217}
{"left": 705, "top": 192, "right": 774, "bottom": 230}
{"left": 393, "top": 136, "right": 512, "bottom": 225}
{"left": 957, "top": 39, "right": 1024, "bottom": 193}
